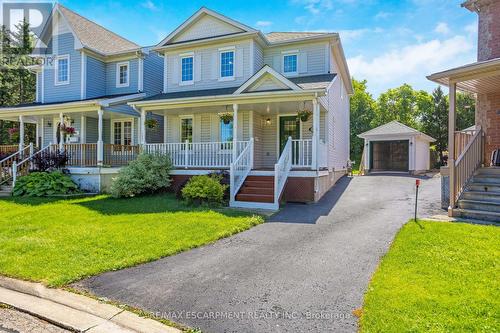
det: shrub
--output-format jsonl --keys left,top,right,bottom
{"left": 13, "top": 171, "right": 80, "bottom": 197}
{"left": 181, "top": 174, "right": 228, "bottom": 205}
{"left": 110, "top": 153, "right": 172, "bottom": 198}
{"left": 31, "top": 149, "right": 69, "bottom": 172}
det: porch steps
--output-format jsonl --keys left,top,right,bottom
{"left": 235, "top": 176, "right": 274, "bottom": 204}
{"left": 0, "top": 184, "right": 12, "bottom": 197}
{"left": 456, "top": 167, "right": 500, "bottom": 223}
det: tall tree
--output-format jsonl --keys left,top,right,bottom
{"left": 420, "top": 86, "right": 448, "bottom": 165}
{"left": 350, "top": 78, "right": 377, "bottom": 163}
{"left": 374, "top": 84, "right": 419, "bottom": 128}
{"left": 456, "top": 92, "right": 476, "bottom": 131}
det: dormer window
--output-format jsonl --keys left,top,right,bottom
{"left": 219, "top": 47, "right": 235, "bottom": 80}
{"left": 55, "top": 55, "right": 69, "bottom": 85}
{"left": 116, "top": 62, "right": 129, "bottom": 88}
{"left": 283, "top": 53, "right": 298, "bottom": 76}
{"left": 181, "top": 54, "right": 194, "bottom": 84}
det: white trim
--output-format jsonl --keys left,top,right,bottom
{"left": 281, "top": 49, "right": 299, "bottom": 54}
{"left": 111, "top": 118, "right": 135, "bottom": 145}
{"left": 54, "top": 54, "right": 70, "bottom": 86}
{"left": 116, "top": 61, "right": 130, "bottom": 88}
{"left": 41, "top": 65, "right": 45, "bottom": 104}
{"left": 80, "top": 115, "right": 86, "bottom": 143}
{"left": 163, "top": 53, "right": 168, "bottom": 93}
{"left": 282, "top": 53, "right": 298, "bottom": 77}
{"left": 233, "top": 65, "right": 302, "bottom": 94}
{"left": 80, "top": 52, "right": 87, "bottom": 99}
{"left": 99, "top": 93, "right": 146, "bottom": 107}
{"left": 179, "top": 115, "right": 194, "bottom": 142}
{"left": 138, "top": 57, "right": 144, "bottom": 92}
{"left": 219, "top": 48, "right": 235, "bottom": 81}
{"left": 35, "top": 72, "right": 39, "bottom": 103}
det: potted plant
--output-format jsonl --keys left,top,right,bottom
{"left": 297, "top": 110, "right": 312, "bottom": 122}
{"left": 219, "top": 112, "right": 233, "bottom": 125}
{"left": 145, "top": 118, "right": 159, "bottom": 129}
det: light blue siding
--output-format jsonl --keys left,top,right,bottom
{"left": 86, "top": 56, "right": 106, "bottom": 98}
{"left": 86, "top": 117, "right": 98, "bottom": 143}
{"left": 143, "top": 50, "right": 164, "bottom": 96}
{"left": 43, "top": 33, "right": 82, "bottom": 103}
{"left": 105, "top": 59, "right": 139, "bottom": 95}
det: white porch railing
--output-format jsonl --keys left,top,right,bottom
{"left": 229, "top": 139, "right": 254, "bottom": 202}
{"left": 274, "top": 137, "right": 293, "bottom": 208}
{"left": 0, "top": 144, "right": 31, "bottom": 186}
{"left": 12, "top": 144, "right": 52, "bottom": 187}
{"left": 143, "top": 141, "right": 249, "bottom": 168}
{"left": 451, "top": 126, "right": 483, "bottom": 207}
{"left": 291, "top": 139, "right": 312, "bottom": 167}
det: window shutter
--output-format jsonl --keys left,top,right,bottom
{"left": 194, "top": 53, "right": 202, "bottom": 82}
{"left": 273, "top": 55, "right": 281, "bottom": 73}
{"left": 211, "top": 52, "right": 218, "bottom": 80}
{"left": 172, "top": 57, "right": 179, "bottom": 84}
{"left": 299, "top": 52, "right": 308, "bottom": 74}
{"left": 235, "top": 48, "right": 244, "bottom": 78}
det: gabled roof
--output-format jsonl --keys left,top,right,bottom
{"left": 157, "top": 7, "right": 257, "bottom": 47}
{"left": 358, "top": 121, "right": 436, "bottom": 142}
{"left": 47, "top": 4, "right": 140, "bottom": 56}
{"left": 234, "top": 66, "right": 301, "bottom": 94}
{"left": 265, "top": 32, "right": 332, "bottom": 44}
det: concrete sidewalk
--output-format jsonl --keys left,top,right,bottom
{"left": 0, "top": 276, "right": 180, "bottom": 333}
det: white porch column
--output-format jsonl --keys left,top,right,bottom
{"left": 97, "top": 108, "right": 104, "bottom": 166}
{"left": 80, "top": 115, "right": 86, "bottom": 143}
{"left": 311, "top": 98, "right": 320, "bottom": 170}
{"left": 40, "top": 117, "right": 45, "bottom": 148}
{"left": 59, "top": 112, "right": 64, "bottom": 150}
{"left": 35, "top": 118, "right": 40, "bottom": 148}
{"left": 140, "top": 109, "right": 147, "bottom": 145}
{"left": 232, "top": 104, "right": 238, "bottom": 161}
{"left": 18, "top": 115, "right": 25, "bottom": 151}
{"left": 163, "top": 115, "right": 168, "bottom": 143}
{"left": 448, "top": 82, "right": 457, "bottom": 216}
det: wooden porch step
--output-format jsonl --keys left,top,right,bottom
{"left": 239, "top": 186, "right": 274, "bottom": 195}
{"left": 243, "top": 180, "right": 274, "bottom": 188}
{"left": 245, "top": 175, "right": 274, "bottom": 182}
{"left": 235, "top": 193, "right": 274, "bottom": 203}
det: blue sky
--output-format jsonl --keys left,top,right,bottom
{"left": 60, "top": 0, "right": 478, "bottom": 96}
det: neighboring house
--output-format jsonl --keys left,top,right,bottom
{"left": 0, "top": 6, "right": 353, "bottom": 210}
{"left": 358, "top": 121, "right": 435, "bottom": 174}
{"left": 427, "top": 0, "right": 500, "bottom": 222}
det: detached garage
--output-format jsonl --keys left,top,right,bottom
{"left": 358, "top": 121, "right": 436, "bottom": 174}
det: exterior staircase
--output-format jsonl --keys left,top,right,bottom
{"left": 456, "top": 167, "right": 500, "bottom": 222}
{"left": 0, "top": 182, "right": 13, "bottom": 197}
{"left": 235, "top": 175, "right": 274, "bottom": 203}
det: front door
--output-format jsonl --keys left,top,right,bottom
{"left": 279, "top": 116, "right": 300, "bottom": 154}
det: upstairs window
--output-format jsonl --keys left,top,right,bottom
{"left": 220, "top": 50, "right": 234, "bottom": 79}
{"left": 283, "top": 54, "right": 298, "bottom": 75}
{"left": 116, "top": 62, "right": 129, "bottom": 87}
{"left": 181, "top": 56, "right": 194, "bottom": 83}
{"left": 55, "top": 55, "right": 69, "bottom": 85}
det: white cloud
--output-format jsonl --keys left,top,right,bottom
{"left": 434, "top": 22, "right": 450, "bottom": 35}
{"left": 141, "top": 0, "right": 158, "bottom": 11}
{"left": 347, "top": 35, "right": 475, "bottom": 95}
{"left": 292, "top": 0, "right": 333, "bottom": 15}
{"left": 374, "top": 11, "right": 391, "bottom": 20}
{"left": 464, "top": 22, "right": 478, "bottom": 35}
{"left": 256, "top": 21, "right": 273, "bottom": 28}
{"left": 339, "top": 28, "right": 384, "bottom": 42}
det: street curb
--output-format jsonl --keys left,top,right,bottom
{"left": 0, "top": 276, "right": 181, "bottom": 333}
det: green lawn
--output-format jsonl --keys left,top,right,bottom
{"left": 360, "top": 220, "right": 500, "bottom": 332}
{"left": 0, "top": 194, "right": 263, "bottom": 287}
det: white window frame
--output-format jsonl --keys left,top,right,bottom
{"left": 282, "top": 50, "right": 298, "bottom": 77}
{"left": 116, "top": 61, "right": 130, "bottom": 88}
{"left": 179, "top": 115, "right": 194, "bottom": 143}
{"left": 54, "top": 54, "right": 70, "bottom": 86}
{"left": 111, "top": 118, "right": 135, "bottom": 146}
{"left": 219, "top": 46, "right": 235, "bottom": 82}
{"left": 180, "top": 52, "right": 194, "bottom": 85}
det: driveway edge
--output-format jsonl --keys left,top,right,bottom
{"left": 0, "top": 276, "right": 181, "bottom": 333}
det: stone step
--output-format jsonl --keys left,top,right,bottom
{"left": 455, "top": 208, "right": 500, "bottom": 223}
{"left": 458, "top": 199, "right": 500, "bottom": 213}
{"left": 235, "top": 193, "right": 274, "bottom": 203}
{"left": 467, "top": 182, "right": 500, "bottom": 193}
{"left": 472, "top": 175, "right": 500, "bottom": 184}
{"left": 462, "top": 191, "right": 500, "bottom": 203}
{"left": 476, "top": 167, "right": 500, "bottom": 176}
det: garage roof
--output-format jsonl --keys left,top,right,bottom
{"left": 358, "top": 121, "right": 436, "bottom": 142}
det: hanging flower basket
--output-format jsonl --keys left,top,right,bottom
{"left": 297, "top": 110, "right": 312, "bottom": 122}
{"left": 145, "top": 118, "right": 159, "bottom": 129}
{"left": 219, "top": 112, "right": 233, "bottom": 125}
{"left": 60, "top": 124, "right": 76, "bottom": 136}
{"left": 8, "top": 127, "right": 19, "bottom": 142}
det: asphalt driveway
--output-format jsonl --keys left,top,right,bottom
{"left": 74, "top": 174, "right": 443, "bottom": 333}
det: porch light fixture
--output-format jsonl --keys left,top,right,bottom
{"left": 265, "top": 118, "right": 271, "bottom": 125}
{"left": 47, "top": 120, "right": 52, "bottom": 127}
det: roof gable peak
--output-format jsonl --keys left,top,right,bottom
{"left": 234, "top": 65, "right": 302, "bottom": 94}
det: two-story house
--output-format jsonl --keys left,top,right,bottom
{"left": 0, "top": 6, "right": 353, "bottom": 210}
